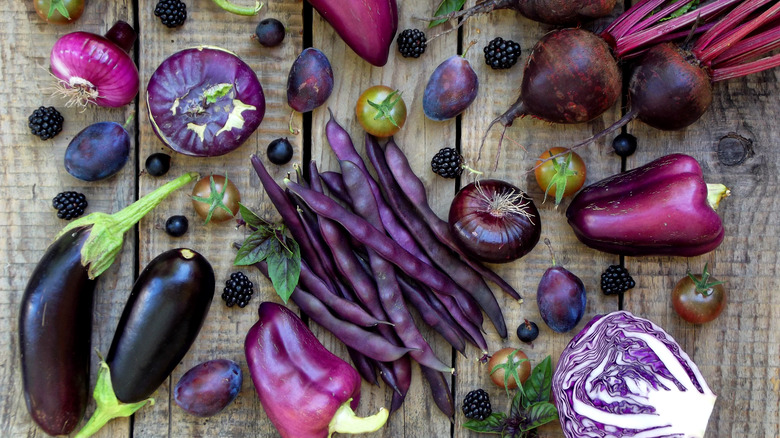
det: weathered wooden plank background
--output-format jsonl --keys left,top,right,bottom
{"left": 1, "top": 0, "right": 778, "bottom": 437}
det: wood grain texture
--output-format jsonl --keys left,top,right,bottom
{"left": 623, "top": 67, "right": 780, "bottom": 438}
{"left": 1, "top": 2, "right": 136, "bottom": 437}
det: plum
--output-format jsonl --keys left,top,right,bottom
{"left": 174, "top": 359, "right": 242, "bottom": 417}
{"left": 287, "top": 48, "right": 333, "bottom": 113}
{"left": 64, "top": 121, "right": 130, "bottom": 181}
{"left": 536, "top": 239, "right": 586, "bottom": 333}
{"left": 423, "top": 54, "right": 478, "bottom": 121}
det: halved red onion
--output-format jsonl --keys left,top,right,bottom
{"left": 146, "top": 46, "right": 265, "bottom": 157}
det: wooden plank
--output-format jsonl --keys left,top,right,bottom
{"left": 309, "top": 2, "right": 458, "bottom": 436}
{"left": 132, "top": 1, "right": 303, "bottom": 437}
{"left": 456, "top": 2, "right": 624, "bottom": 436}
{"left": 623, "top": 68, "right": 780, "bottom": 437}
{"left": 1, "top": 2, "right": 136, "bottom": 437}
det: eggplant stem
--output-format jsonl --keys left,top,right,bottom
{"left": 211, "top": 0, "right": 263, "bottom": 16}
{"left": 327, "top": 399, "right": 389, "bottom": 438}
{"left": 706, "top": 183, "right": 730, "bottom": 210}
{"left": 73, "top": 361, "right": 154, "bottom": 438}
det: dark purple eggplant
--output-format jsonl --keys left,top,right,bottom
{"left": 19, "top": 227, "right": 95, "bottom": 436}
{"left": 75, "top": 248, "right": 215, "bottom": 437}
{"left": 18, "top": 172, "right": 197, "bottom": 436}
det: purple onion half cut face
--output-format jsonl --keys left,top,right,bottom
{"left": 147, "top": 46, "right": 265, "bottom": 157}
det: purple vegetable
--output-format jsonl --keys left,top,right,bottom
{"left": 174, "top": 359, "right": 242, "bottom": 417}
{"left": 147, "top": 46, "right": 265, "bottom": 157}
{"left": 553, "top": 311, "right": 716, "bottom": 437}
{"left": 566, "top": 154, "right": 730, "bottom": 257}
{"left": 287, "top": 48, "right": 334, "bottom": 113}
{"left": 245, "top": 302, "right": 389, "bottom": 438}
{"left": 423, "top": 54, "right": 479, "bottom": 121}
{"left": 65, "top": 121, "right": 130, "bottom": 181}
{"left": 307, "top": 0, "right": 397, "bottom": 66}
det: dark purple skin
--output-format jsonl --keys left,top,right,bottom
{"left": 629, "top": 43, "right": 713, "bottom": 131}
{"left": 65, "top": 121, "right": 130, "bottom": 181}
{"left": 452, "top": 0, "right": 617, "bottom": 26}
{"left": 497, "top": 28, "right": 621, "bottom": 127}
{"left": 174, "top": 359, "right": 242, "bottom": 417}
{"left": 537, "top": 266, "right": 586, "bottom": 333}
{"left": 287, "top": 48, "right": 334, "bottom": 113}
{"left": 107, "top": 248, "right": 215, "bottom": 403}
{"left": 19, "top": 227, "right": 95, "bottom": 436}
{"left": 566, "top": 154, "right": 726, "bottom": 257}
{"left": 147, "top": 47, "right": 265, "bottom": 157}
{"left": 423, "top": 55, "right": 479, "bottom": 121}
{"left": 254, "top": 18, "right": 286, "bottom": 47}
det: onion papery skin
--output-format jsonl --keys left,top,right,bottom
{"left": 147, "top": 46, "right": 266, "bottom": 157}
{"left": 50, "top": 31, "right": 140, "bottom": 108}
{"left": 552, "top": 311, "right": 717, "bottom": 438}
{"left": 448, "top": 179, "right": 541, "bottom": 264}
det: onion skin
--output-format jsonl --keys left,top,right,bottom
{"left": 147, "top": 46, "right": 265, "bottom": 157}
{"left": 50, "top": 30, "right": 139, "bottom": 108}
{"left": 566, "top": 154, "right": 728, "bottom": 257}
{"left": 448, "top": 179, "right": 541, "bottom": 264}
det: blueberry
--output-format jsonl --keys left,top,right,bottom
{"left": 612, "top": 133, "right": 638, "bottom": 157}
{"left": 254, "top": 18, "right": 285, "bottom": 47}
{"left": 145, "top": 153, "right": 172, "bottom": 177}
{"left": 516, "top": 320, "right": 539, "bottom": 343}
{"left": 165, "top": 215, "right": 189, "bottom": 237}
{"left": 267, "top": 138, "right": 294, "bottom": 165}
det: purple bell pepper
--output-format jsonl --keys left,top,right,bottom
{"left": 566, "top": 154, "right": 730, "bottom": 257}
{"left": 245, "top": 302, "right": 389, "bottom": 438}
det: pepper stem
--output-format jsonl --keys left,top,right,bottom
{"left": 56, "top": 172, "right": 198, "bottom": 279}
{"left": 327, "top": 399, "right": 389, "bottom": 438}
{"left": 211, "top": 0, "right": 263, "bottom": 16}
{"left": 73, "top": 361, "right": 154, "bottom": 438}
{"left": 706, "top": 183, "right": 731, "bottom": 210}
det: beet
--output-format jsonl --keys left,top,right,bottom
{"left": 425, "top": 0, "right": 617, "bottom": 28}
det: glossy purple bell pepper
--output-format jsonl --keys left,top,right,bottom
{"left": 566, "top": 154, "right": 730, "bottom": 257}
{"left": 245, "top": 302, "right": 389, "bottom": 438}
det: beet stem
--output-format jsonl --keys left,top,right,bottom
{"left": 605, "top": 0, "right": 666, "bottom": 39}
{"left": 712, "top": 51, "right": 780, "bottom": 81}
{"left": 713, "top": 26, "right": 780, "bottom": 67}
{"left": 695, "top": 1, "right": 780, "bottom": 64}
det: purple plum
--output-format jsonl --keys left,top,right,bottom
{"left": 64, "top": 122, "right": 130, "bottom": 181}
{"left": 287, "top": 48, "right": 334, "bottom": 113}
{"left": 174, "top": 359, "right": 242, "bottom": 417}
{"left": 537, "top": 265, "right": 586, "bottom": 333}
{"left": 423, "top": 54, "right": 479, "bottom": 121}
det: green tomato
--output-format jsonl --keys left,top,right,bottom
{"left": 34, "top": 0, "right": 85, "bottom": 24}
{"left": 355, "top": 85, "right": 407, "bottom": 137}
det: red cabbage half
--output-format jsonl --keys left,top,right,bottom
{"left": 552, "top": 311, "right": 716, "bottom": 437}
{"left": 147, "top": 46, "right": 265, "bottom": 157}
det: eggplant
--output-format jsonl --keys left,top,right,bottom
{"left": 18, "top": 172, "right": 197, "bottom": 436}
{"left": 75, "top": 248, "right": 215, "bottom": 437}
{"left": 307, "top": 0, "right": 397, "bottom": 67}
{"left": 245, "top": 302, "right": 389, "bottom": 438}
{"left": 19, "top": 227, "right": 95, "bottom": 436}
{"left": 566, "top": 154, "right": 730, "bottom": 256}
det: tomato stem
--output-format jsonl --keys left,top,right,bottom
{"left": 688, "top": 263, "right": 724, "bottom": 296}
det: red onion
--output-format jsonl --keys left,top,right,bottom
{"left": 49, "top": 21, "right": 139, "bottom": 108}
{"left": 448, "top": 179, "right": 541, "bottom": 264}
{"left": 146, "top": 46, "right": 265, "bottom": 157}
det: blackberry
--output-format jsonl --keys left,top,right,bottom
{"left": 431, "top": 147, "right": 463, "bottom": 178}
{"left": 462, "top": 389, "right": 492, "bottom": 421}
{"left": 222, "top": 272, "right": 254, "bottom": 308}
{"left": 52, "top": 191, "right": 88, "bottom": 220}
{"left": 483, "top": 37, "right": 522, "bottom": 70}
{"left": 397, "top": 29, "right": 427, "bottom": 58}
{"left": 28, "top": 106, "right": 64, "bottom": 140}
{"left": 601, "top": 265, "right": 636, "bottom": 295}
{"left": 154, "top": 0, "right": 187, "bottom": 28}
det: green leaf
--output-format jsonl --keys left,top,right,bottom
{"left": 266, "top": 236, "right": 300, "bottom": 303}
{"left": 523, "top": 355, "right": 553, "bottom": 404}
{"left": 463, "top": 412, "right": 506, "bottom": 434}
{"left": 520, "top": 402, "right": 558, "bottom": 431}
{"left": 367, "top": 90, "right": 403, "bottom": 128}
{"left": 490, "top": 349, "right": 530, "bottom": 397}
{"left": 233, "top": 228, "right": 275, "bottom": 266}
{"left": 203, "top": 83, "right": 233, "bottom": 104}
{"left": 429, "top": 0, "right": 466, "bottom": 27}
{"left": 238, "top": 202, "right": 271, "bottom": 229}
{"left": 509, "top": 387, "right": 528, "bottom": 419}
{"left": 657, "top": 0, "right": 700, "bottom": 21}
{"left": 191, "top": 174, "right": 236, "bottom": 225}
{"left": 48, "top": 0, "right": 71, "bottom": 19}
{"left": 542, "top": 152, "right": 578, "bottom": 206}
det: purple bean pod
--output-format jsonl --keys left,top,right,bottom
{"left": 420, "top": 366, "right": 455, "bottom": 418}
{"left": 366, "top": 135, "right": 508, "bottom": 338}
{"left": 395, "top": 276, "right": 466, "bottom": 354}
{"left": 342, "top": 159, "right": 454, "bottom": 375}
{"left": 284, "top": 178, "right": 484, "bottom": 327}
{"left": 319, "top": 171, "right": 353, "bottom": 205}
{"left": 375, "top": 360, "right": 402, "bottom": 395}
{"left": 383, "top": 141, "right": 522, "bottom": 301}
{"left": 251, "top": 261, "right": 413, "bottom": 362}
{"left": 349, "top": 350, "right": 379, "bottom": 387}
{"left": 389, "top": 356, "right": 412, "bottom": 413}
{"left": 325, "top": 110, "right": 432, "bottom": 265}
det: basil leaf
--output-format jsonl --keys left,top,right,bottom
{"left": 463, "top": 412, "right": 506, "bottom": 434}
{"left": 658, "top": 0, "right": 699, "bottom": 21}
{"left": 233, "top": 228, "right": 275, "bottom": 266}
{"left": 520, "top": 402, "right": 558, "bottom": 431}
{"left": 523, "top": 355, "right": 553, "bottom": 404}
{"left": 509, "top": 387, "right": 528, "bottom": 419}
{"left": 430, "top": 0, "right": 466, "bottom": 27}
{"left": 238, "top": 203, "right": 271, "bottom": 229}
{"left": 266, "top": 236, "right": 300, "bottom": 303}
